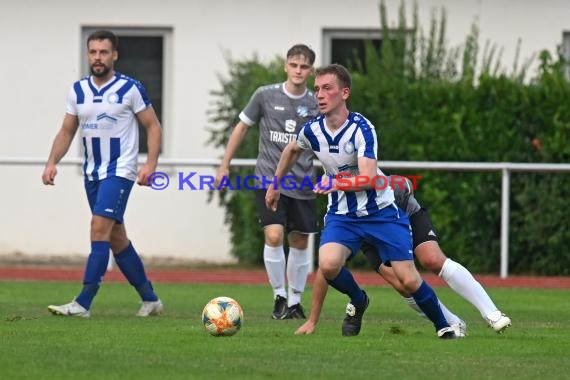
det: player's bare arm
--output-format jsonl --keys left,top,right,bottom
{"left": 215, "top": 121, "right": 250, "bottom": 188}
{"left": 265, "top": 141, "right": 303, "bottom": 211}
{"left": 136, "top": 106, "right": 162, "bottom": 186}
{"left": 42, "top": 114, "right": 79, "bottom": 185}
{"left": 295, "top": 269, "right": 329, "bottom": 335}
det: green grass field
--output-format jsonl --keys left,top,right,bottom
{"left": 1, "top": 280, "right": 569, "bottom": 379}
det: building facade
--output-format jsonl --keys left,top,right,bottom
{"left": 1, "top": 0, "right": 568, "bottom": 263}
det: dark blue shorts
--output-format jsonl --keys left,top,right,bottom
{"left": 320, "top": 203, "right": 413, "bottom": 264}
{"left": 84, "top": 176, "right": 134, "bottom": 223}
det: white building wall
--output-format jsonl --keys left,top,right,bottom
{"left": 0, "top": 0, "right": 568, "bottom": 263}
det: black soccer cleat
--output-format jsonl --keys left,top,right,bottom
{"left": 284, "top": 303, "right": 306, "bottom": 319}
{"left": 341, "top": 291, "right": 370, "bottom": 336}
{"left": 271, "top": 295, "right": 288, "bottom": 319}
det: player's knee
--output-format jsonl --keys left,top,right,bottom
{"left": 288, "top": 232, "right": 308, "bottom": 249}
{"left": 110, "top": 236, "right": 129, "bottom": 254}
{"left": 318, "top": 259, "right": 334, "bottom": 273}
{"left": 418, "top": 253, "right": 446, "bottom": 273}
{"left": 395, "top": 270, "right": 423, "bottom": 293}
{"left": 401, "top": 277, "right": 423, "bottom": 293}
{"left": 264, "top": 231, "right": 284, "bottom": 246}
{"left": 318, "top": 258, "right": 340, "bottom": 279}
{"left": 90, "top": 216, "right": 114, "bottom": 241}
{"left": 416, "top": 242, "right": 447, "bottom": 273}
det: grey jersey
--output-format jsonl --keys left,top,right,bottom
{"left": 239, "top": 83, "right": 319, "bottom": 199}
{"left": 391, "top": 176, "right": 421, "bottom": 215}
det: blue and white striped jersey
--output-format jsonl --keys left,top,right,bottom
{"left": 297, "top": 112, "right": 395, "bottom": 217}
{"left": 66, "top": 73, "right": 151, "bottom": 181}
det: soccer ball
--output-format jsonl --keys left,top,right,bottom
{"left": 202, "top": 296, "right": 243, "bottom": 337}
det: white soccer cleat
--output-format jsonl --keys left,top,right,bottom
{"left": 450, "top": 319, "right": 467, "bottom": 337}
{"left": 48, "top": 300, "right": 90, "bottom": 318}
{"left": 136, "top": 300, "right": 164, "bottom": 317}
{"left": 486, "top": 311, "right": 511, "bottom": 333}
{"left": 437, "top": 326, "right": 458, "bottom": 339}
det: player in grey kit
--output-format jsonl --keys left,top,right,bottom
{"left": 295, "top": 176, "right": 511, "bottom": 335}
{"left": 215, "top": 44, "right": 319, "bottom": 319}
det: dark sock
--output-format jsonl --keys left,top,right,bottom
{"left": 326, "top": 267, "right": 366, "bottom": 307}
{"left": 75, "top": 241, "right": 110, "bottom": 309}
{"left": 115, "top": 242, "right": 158, "bottom": 302}
{"left": 412, "top": 281, "right": 449, "bottom": 331}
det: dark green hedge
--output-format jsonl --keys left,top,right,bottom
{"left": 207, "top": 2, "right": 570, "bottom": 274}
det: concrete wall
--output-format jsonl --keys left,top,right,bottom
{"left": 0, "top": 0, "right": 568, "bottom": 263}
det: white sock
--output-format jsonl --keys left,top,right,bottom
{"left": 263, "top": 245, "right": 286, "bottom": 299}
{"left": 404, "top": 297, "right": 462, "bottom": 325}
{"left": 438, "top": 300, "right": 462, "bottom": 325}
{"left": 439, "top": 258, "right": 498, "bottom": 318}
{"left": 404, "top": 296, "right": 426, "bottom": 318}
{"left": 286, "top": 247, "right": 311, "bottom": 307}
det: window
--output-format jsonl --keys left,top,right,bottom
{"left": 563, "top": 31, "right": 570, "bottom": 81}
{"left": 81, "top": 27, "right": 172, "bottom": 153}
{"left": 322, "top": 28, "right": 383, "bottom": 71}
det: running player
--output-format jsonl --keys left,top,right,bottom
{"left": 266, "top": 64, "right": 456, "bottom": 338}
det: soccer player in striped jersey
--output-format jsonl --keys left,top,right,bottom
{"left": 42, "top": 30, "right": 163, "bottom": 318}
{"left": 266, "top": 64, "right": 456, "bottom": 338}
{"left": 215, "top": 44, "right": 319, "bottom": 320}
{"left": 295, "top": 176, "right": 512, "bottom": 336}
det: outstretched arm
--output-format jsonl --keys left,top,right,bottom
{"left": 295, "top": 268, "right": 329, "bottom": 335}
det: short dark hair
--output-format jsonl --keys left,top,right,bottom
{"left": 315, "top": 64, "right": 351, "bottom": 89}
{"left": 87, "top": 30, "right": 119, "bottom": 51}
{"left": 286, "top": 44, "right": 316, "bottom": 65}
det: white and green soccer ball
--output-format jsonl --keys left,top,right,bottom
{"left": 202, "top": 296, "right": 243, "bottom": 337}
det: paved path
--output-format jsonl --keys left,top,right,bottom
{"left": 1, "top": 266, "right": 569, "bottom": 288}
